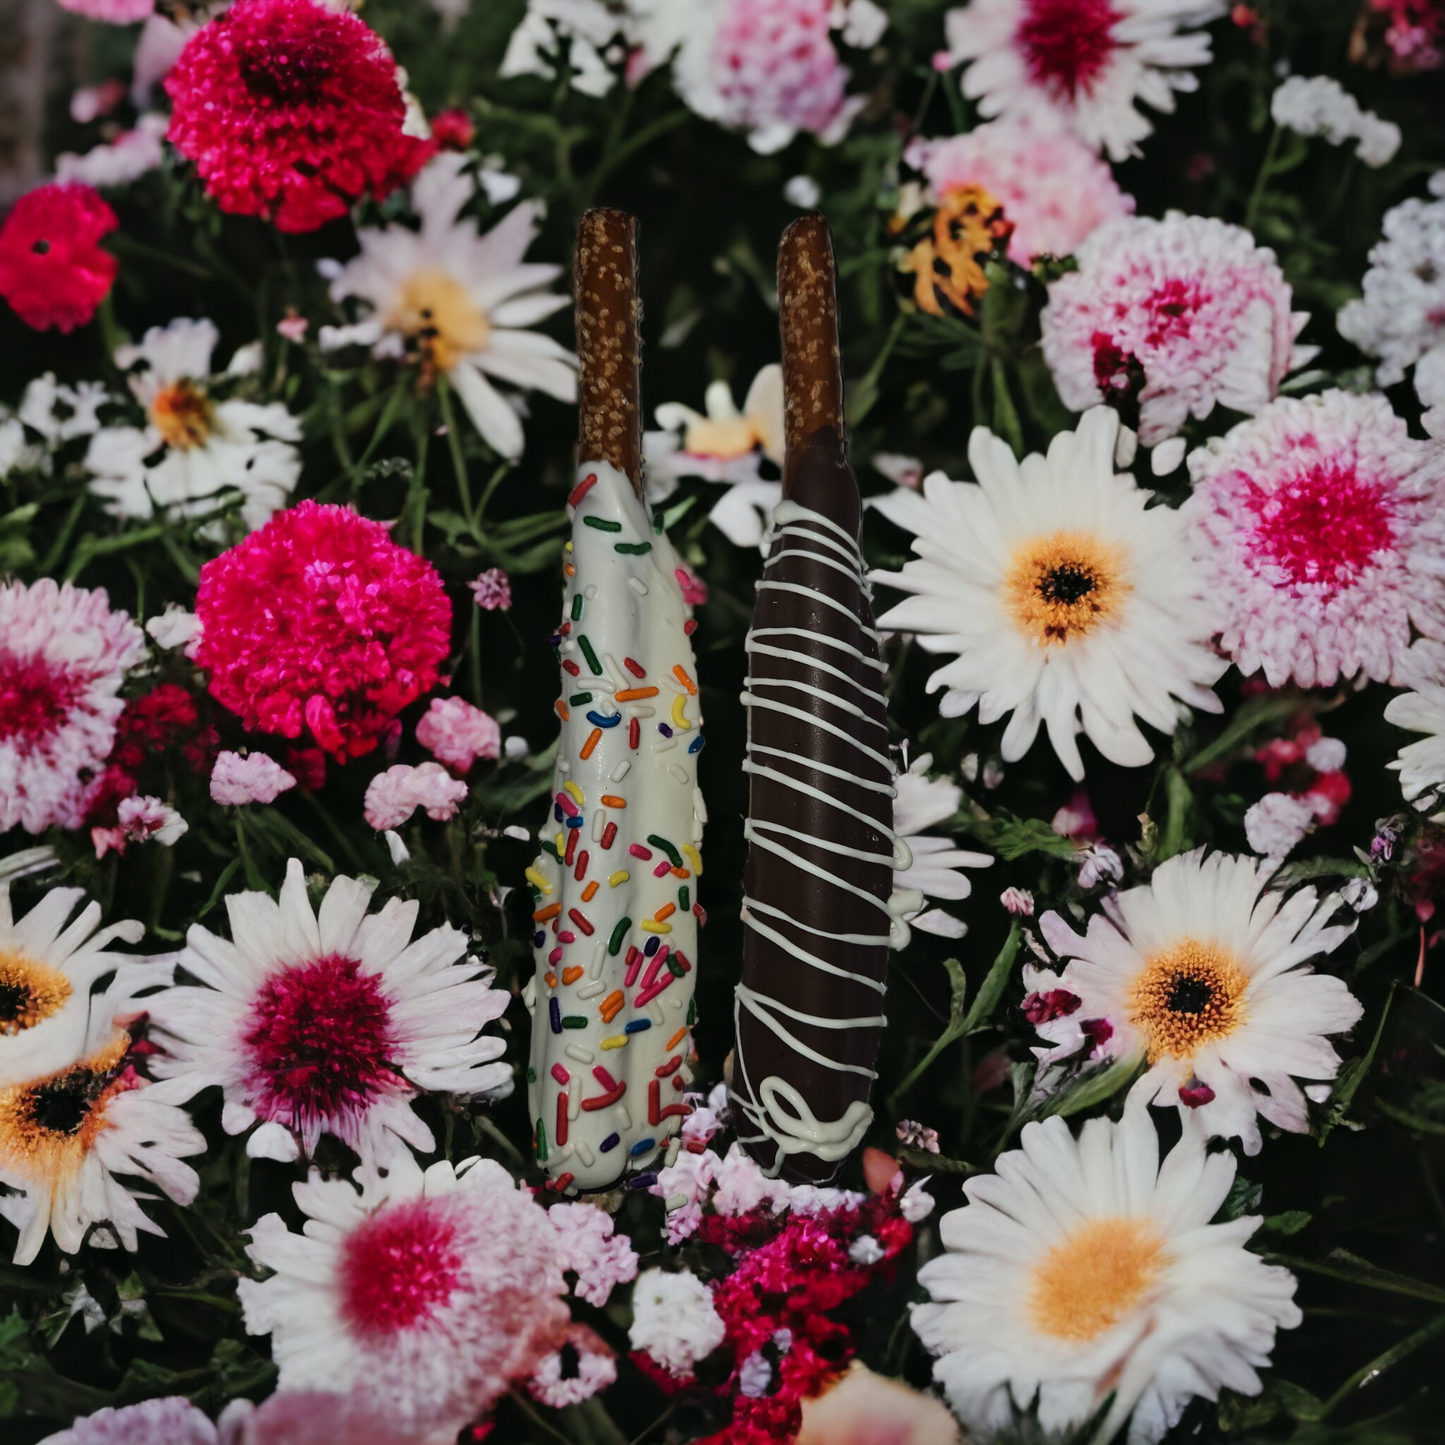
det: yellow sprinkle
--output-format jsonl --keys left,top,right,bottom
{"left": 564, "top": 540, "right": 574, "bottom": 553}
{"left": 608, "top": 870, "right": 630, "bottom": 887}
{"left": 670, "top": 693, "right": 692, "bottom": 730}
{"left": 682, "top": 843, "right": 703, "bottom": 877}
{"left": 600, "top": 1035, "right": 629, "bottom": 1050}
{"left": 563, "top": 780, "right": 585, "bottom": 807}
{"left": 640, "top": 919, "right": 673, "bottom": 934}
{"left": 555, "top": 832, "right": 566, "bottom": 856}
{"left": 525, "top": 868, "right": 552, "bottom": 894}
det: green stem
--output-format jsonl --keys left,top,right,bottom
{"left": 578, "top": 109, "right": 690, "bottom": 210}
{"left": 1319, "top": 1312, "right": 1445, "bottom": 1419}
{"left": 1244, "top": 124, "right": 1282, "bottom": 233}
{"left": 436, "top": 375, "right": 479, "bottom": 530}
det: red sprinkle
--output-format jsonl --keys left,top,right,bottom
{"left": 593, "top": 1065, "right": 618, "bottom": 1090}
{"left": 629, "top": 843, "right": 653, "bottom": 860}
{"left": 564, "top": 829, "right": 578, "bottom": 867}
{"left": 600, "top": 821, "right": 618, "bottom": 850}
{"left": 581, "top": 1082, "right": 626, "bottom": 1111}
{"left": 623, "top": 946, "right": 644, "bottom": 987}
{"left": 683, "top": 618, "right": 698, "bottom": 635}
{"left": 556, "top": 1093, "right": 569, "bottom": 1145}
{"left": 693, "top": 904, "right": 707, "bottom": 926}
{"left": 573, "top": 849, "right": 590, "bottom": 882}
{"left": 568, "top": 472, "right": 599, "bottom": 507}
{"left": 623, "top": 657, "right": 646, "bottom": 677}
{"left": 655, "top": 1054, "right": 682, "bottom": 1077}
{"left": 628, "top": 717, "right": 640, "bottom": 749}
{"left": 568, "top": 908, "right": 595, "bottom": 937}
{"left": 561, "top": 659, "right": 580, "bottom": 676}
{"left": 550, "top": 1063, "right": 570, "bottom": 1085}
{"left": 673, "top": 950, "right": 692, "bottom": 972}
{"left": 648, "top": 1078, "right": 691, "bottom": 1126}
{"left": 554, "top": 1171, "right": 575, "bottom": 1190}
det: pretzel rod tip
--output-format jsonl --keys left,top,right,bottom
{"left": 778, "top": 212, "right": 845, "bottom": 483}
{"left": 575, "top": 208, "right": 642, "bottom": 491}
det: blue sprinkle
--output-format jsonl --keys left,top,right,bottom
{"left": 549, "top": 998, "right": 562, "bottom": 1035}
{"left": 544, "top": 634, "right": 560, "bottom": 648}
{"left": 624, "top": 1019, "right": 651, "bottom": 1034}
{"left": 600, "top": 1132, "right": 620, "bottom": 1153}
{"left": 565, "top": 815, "right": 584, "bottom": 828}
{"left": 533, "top": 931, "right": 546, "bottom": 947}
{"left": 644, "top": 936, "right": 660, "bottom": 956}
{"left": 658, "top": 723, "right": 673, "bottom": 738}
{"left": 626, "top": 1171, "right": 659, "bottom": 1189}
{"left": 630, "top": 1137, "right": 657, "bottom": 1157}
{"left": 586, "top": 710, "right": 622, "bottom": 728}
{"left": 688, "top": 735, "right": 705, "bottom": 754}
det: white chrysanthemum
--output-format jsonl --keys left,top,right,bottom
{"left": 871, "top": 408, "right": 1224, "bottom": 782}
{"left": 1035, "top": 850, "right": 1362, "bottom": 1153}
{"left": 892, "top": 754, "right": 992, "bottom": 938}
{"left": 238, "top": 1151, "right": 569, "bottom": 1442}
{"left": 83, "top": 318, "right": 300, "bottom": 535}
{"left": 55, "top": 113, "right": 169, "bottom": 189}
{"left": 19, "top": 373, "right": 109, "bottom": 443}
{"left": 1270, "top": 75, "right": 1400, "bottom": 167}
{"left": 500, "top": 0, "right": 622, "bottom": 97}
{"left": 644, "top": 364, "right": 785, "bottom": 550}
{"left": 1386, "top": 639, "right": 1445, "bottom": 811}
{"left": 329, "top": 154, "right": 576, "bottom": 461}
{"left": 1041, "top": 213, "right": 1313, "bottom": 445}
{"left": 628, "top": 1266, "right": 727, "bottom": 1378}
{"left": 1182, "top": 390, "right": 1445, "bottom": 689}
{"left": 913, "top": 1107, "right": 1300, "bottom": 1445}
{"left": 0, "top": 961, "right": 202, "bottom": 1265}
{"left": 0, "top": 883, "right": 153, "bottom": 1088}
{"left": 941, "top": 0, "right": 1227, "bottom": 162}
{"left": 0, "top": 579, "right": 146, "bottom": 836}
{"left": 149, "top": 858, "right": 510, "bottom": 1164}
{"left": 1337, "top": 173, "right": 1445, "bottom": 388}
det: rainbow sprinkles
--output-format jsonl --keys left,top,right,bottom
{"left": 523, "top": 460, "right": 706, "bottom": 1192}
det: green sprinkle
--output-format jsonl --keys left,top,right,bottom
{"left": 653, "top": 513, "right": 664, "bottom": 534}
{"left": 578, "top": 634, "right": 602, "bottom": 674}
{"left": 666, "top": 956, "right": 685, "bottom": 978}
{"left": 527, "top": 1067, "right": 537, "bottom": 1083}
{"left": 536, "top": 1118, "right": 548, "bottom": 1162}
{"left": 570, "top": 593, "right": 584, "bottom": 620}
{"left": 614, "top": 541, "right": 653, "bottom": 556}
{"left": 583, "top": 516, "right": 622, "bottom": 532}
{"left": 678, "top": 885, "right": 690, "bottom": 911}
{"left": 647, "top": 834, "right": 682, "bottom": 866}
{"left": 569, "top": 692, "right": 593, "bottom": 706}
{"left": 608, "top": 917, "right": 631, "bottom": 956}
{"left": 687, "top": 996, "right": 696, "bottom": 1026}
{"left": 540, "top": 839, "right": 560, "bottom": 861}
{"left": 562, "top": 1015, "right": 588, "bottom": 1029}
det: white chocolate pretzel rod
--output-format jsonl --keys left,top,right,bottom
{"left": 522, "top": 211, "right": 705, "bottom": 1193}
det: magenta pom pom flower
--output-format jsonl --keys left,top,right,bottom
{"left": 0, "top": 183, "right": 118, "bottom": 333}
{"left": 1040, "top": 212, "right": 1312, "bottom": 445}
{"left": 1183, "top": 389, "right": 1445, "bottom": 688}
{"left": 0, "top": 580, "right": 145, "bottom": 836}
{"left": 194, "top": 501, "right": 451, "bottom": 761}
{"left": 164, "top": 0, "right": 433, "bottom": 233}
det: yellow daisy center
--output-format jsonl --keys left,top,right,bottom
{"left": 149, "top": 379, "right": 214, "bottom": 451}
{"left": 1028, "top": 1216, "right": 1166, "bottom": 1342}
{"left": 0, "top": 950, "right": 73, "bottom": 1036}
{"left": 388, "top": 269, "right": 491, "bottom": 373}
{"left": 1003, "top": 531, "right": 1128, "bottom": 646}
{"left": 1128, "top": 938, "right": 1248, "bottom": 1064}
{"left": 0, "top": 1034, "right": 131, "bottom": 1186}
{"left": 683, "top": 414, "right": 762, "bottom": 459}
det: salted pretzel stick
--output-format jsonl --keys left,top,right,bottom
{"left": 522, "top": 209, "right": 706, "bottom": 1193}
{"left": 730, "top": 215, "right": 913, "bottom": 1182}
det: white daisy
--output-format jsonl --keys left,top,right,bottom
{"left": 0, "top": 881, "right": 157, "bottom": 1087}
{"left": 912, "top": 1106, "right": 1300, "bottom": 1445}
{"left": 644, "top": 364, "right": 785, "bottom": 550}
{"left": 149, "top": 858, "right": 511, "bottom": 1164}
{"left": 238, "top": 1151, "right": 569, "bottom": 1442}
{"left": 1035, "top": 849, "right": 1363, "bottom": 1153}
{"left": 0, "top": 972, "right": 202, "bottom": 1266}
{"left": 18, "top": 373, "right": 109, "bottom": 444}
{"left": 84, "top": 318, "right": 301, "bottom": 535}
{"left": 870, "top": 407, "right": 1225, "bottom": 782}
{"left": 941, "top": 0, "right": 1228, "bottom": 162}
{"left": 328, "top": 153, "right": 577, "bottom": 461}
{"left": 1386, "top": 639, "right": 1445, "bottom": 811}
{"left": 892, "top": 753, "right": 992, "bottom": 938}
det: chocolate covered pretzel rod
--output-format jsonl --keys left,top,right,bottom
{"left": 523, "top": 210, "right": 705, "bottom": 1193}
{"left": 730, "top": 215, "right": 914, "bottom": 1183}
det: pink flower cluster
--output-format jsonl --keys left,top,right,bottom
{"left": 164, "top": 0, "right": 433, "bottom": 233}
{"left": 210, "top": 750, "right": 298, "bottom": 806}
{"left": 363, "top": 762, "right": 469, "bottom": 830}
{"left": 1372, "top": 0, "right": 1445, "bottom": 69}
{"left": 416, "top": 697, "right": 501, "bottom": 773}
{"left": 1244, "top": 714, "right": 1352, "bottom": 859}
{"left": 194, "top": 502, "right": 452, "bottom": 761}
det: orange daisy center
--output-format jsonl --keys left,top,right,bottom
{"left": 1028, "top": 1216, "right": 1166, "bottom": 1342}
{"left": 1128, "top": 938, "right": 1248, "bottom": 1064}
{"left": 1004, "top": 531, "right": 1128, "bottom": 646}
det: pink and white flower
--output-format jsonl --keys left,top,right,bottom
{"left": 90, "top": 795, "right": 187, "bottom": 859}
{"left": 209, "top": 751, "right": 298, "bottom": 807}
{"left": 363, "top": 762, "right": 470, "bottom": 831}
{"left": 939, "top": 0, "right": 1228, "bottom": 161}
{"left": 415, "top": 697, "right": 501, "bottom": 773}
{"left": 906, "top": 116, "right": 1135, "bottom": 264}
{"left": 527, "top": 1324, "right": 618, "bottom": 1408}
{"left": 149, "top": 858, "right": 511, "bottom": 1163}
{"left": 0, "top": 579, "right": 145, "bottom": 836}
{"left": 1041, "top": 212, "right": 1312, "bottom": 444}
{"left": 546, "top": 1200, "right": 640, "bottom": 1306}
{"left": 1182, "top": 389, "right": 1445, "bottom": 688}
{"left": 468, "top": 567, "right": 512, "bottom": 610}
{"left": 238, "top": 1151, "right": 569, "bottom": 1442}
{"left": 55, "top": 114, "right": 169, "bottom": 189}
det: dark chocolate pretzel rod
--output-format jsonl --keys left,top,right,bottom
{"left": 729, "top": 214, "right": 911, "bottom": 1183}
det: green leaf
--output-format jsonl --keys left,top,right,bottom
{"left": 1156, "top": 766, "right": 1193, "bottom": 863}
{"left": 1043, "top": 1053, "right": 1143, "bottom": 1119}
{"left": 982, "top": 813, "right": 1078, "bottom": 862}
{"left": 1262, "top": 1209, "right": 1313, "bottom": 1236}
{"left": 1219, "top": 1175, "right": 1264, "bottom": 1222}
{"left": 1261, "top": 1247, "right": 1445, "bottom": 1305}
{"left": 1316, "top": 981, "right": 1396, "bottom": 1143}
{"left": 1274, "top": 1378, "right": 1326, "bottom": 1422}
{"left": 1317, "top": 1312, "right": 1445, "bottom": 1421}
{"left": 1183, "top": 693, "right": 1300, "bottom": 775}
{"left": 962, "top": 921, "right": 1021, "bottom": 1034}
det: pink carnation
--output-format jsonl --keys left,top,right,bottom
{"left": 210, "top": 750, "right": 298, "bottom": 806}
{"left": 0, "top": 183, "right": 118, "bottom": 333}
{"left": 54, "top": 0, "right": 154, "bottom": 19}
{"left": 527, "top": 1325, "right": 618, "bottom": 1410}
{"left": 1041, "top": 212, "right": 1312, "bottom": 444}
{"left": 467, "top": 567, "right": 512, "bottom": 611}
{"left": 1183, "top": 390, "right": 1445, "bottom": 688}
{"left": 34, "top": 1397, "right": 218, "bottom": 1445}
{"left": 364, "top": 762, "right": 469, "bottom": 830}
{"left": 194, "top": 502, "right": 452, "bottom": 761}
{"left": 906, "top": 116, "right": 1134, "bottom": 265}
{"left": 547, "top": 1201, "right": 640, "bottom": 1307}
{"left": 415, "top": 697, "right": 501, "bottom": 773}
{"left": 164, "top": 0, "right": 433, "bottom": 233}
{"left": 0, "top": 579, "right": 144, "bottom": 835}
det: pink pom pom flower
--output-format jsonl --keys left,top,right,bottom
{"left": 164, "top": 0, "right": 433, "bottom": 233}
{"left": 209, "top": 750, "right": 298, "bottom": 806}
{"left": 363, "top": 762, "right": 469, "bottom": 830}
{"left": 416, "top": 697, "right": 501, "bottom": 773}
{"left": 0, "top": 183, "right": 118, "bottom": 333}
{"left": 194, "top": 501, "right": 452, "bottom": 762}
